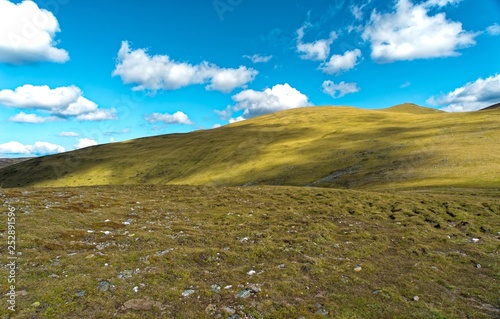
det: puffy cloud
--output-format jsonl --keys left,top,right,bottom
{"left": 427, "top": 74, "right": 500, "bottom": 112}
{"left": 212, "top": 124, "right": 222, "bottom": 129}
{"left": 145, "top": 111, "right": 193, "bottom": 125}
{"left": 296, "top": 25, "right": 337, "bottom": 61}
{"left": 0, "top": 85, "right": 116, "bottom": 121}
{"left": 9, "top": 112, "right": 58, "bottom": 123}
{"left": 487, "top": 24, "right": 500, "bottom": 36}
{"left": 243, "top": 54, "right": 272, "bottom": 63}
{"left": 362, "top": 0, "right": 476, "bottom": 63}
{"left": 58, "top": 131, "right": 80, "bottom": 137}
{"left": 0, "top": 141, "right": 65, "bottom": 156}
{"left": 320, "top": 49, "right": 362, "bottom": 74}
{"left": 229, "top": 116, "right": 245, "bottom": 123}
{"left": 0, "top": 0, "right": 69, "bottom": 64}
{"left": 75, "top": 138, "right": 98, "bottom": 149}
{"left": 322, "top": 80, "right": 360, "bottom": 98}
{"left": 230, "top": 83, "right": 312, "bottom": 119}
{"left": 113, "top": 41, "right": 257, "bottom": 93}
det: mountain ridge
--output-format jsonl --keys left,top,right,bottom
{"left": 1, "top": 104, "right": 499, "bottom": 189}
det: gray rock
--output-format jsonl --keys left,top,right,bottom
{"left": 118, "top": 270, "right": 133, "bottom": 279}
{"left": 235, "top": 289, "right": 252, "bottom": 299}
{"left": 211, "top": 284, "right": 221, "bottom": 293}
{"left": 75, "top": 291, "right": 86, "bottom": 297}
{"left": 222, "top": 306, "right": 236, "bottom": 315}
{"left": 182, "top": 289, "right": 195, "bottom": 297}
{"left": 97, "top": 280, "right": 110, "bottom": 292}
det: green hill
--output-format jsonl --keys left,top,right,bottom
{"left": 1, "top": 104, "right": 499, "bottom": 189}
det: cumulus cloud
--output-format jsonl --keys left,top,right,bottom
{"left": 320, "top": 49, "right": 362, "bottom": 74}
{"left": 0, "top": 85, "right": 116, "bottom": 121}
{"left": 427, "top": 74, "right": 500, "bottom": 112}
{"left": 322, "top": 81, "right": 360, "bottom": 98}
{"left": 362, "top": 0, "right": 477, "bottom": 63}
{"left": 243, "top": 54, "right": 272, "bottom": 63}
{"left": 145, "top": 111, "right": 193, "bottom": 125}
{"left": 487, "top": 24, "right": 500, "bottom": 36}
{"left": 113, "top": 41, "right": 258, "bottom": 93}
{"left": 229, "top": 83, "right": 311, "bottom": 119}
{"left": 0, "top": 141, "right": 65, "bottom": 156}
{"left": 58, "top": 131, "right": 80, "bottom": 137}
{"left": 0, "top": 0, "right": 69, "bottom": 64}
{"left": 75, "top": 138, "right": 98, "bottom": 149}
{"left": 296, "top": 25, "right": 337, "bottom": 61}
{"left": 9, "top": 112, "right": 58, "bottom": 123}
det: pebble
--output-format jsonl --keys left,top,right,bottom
{"left": 123, "top": 219, "right": 133, "bottom": 225}
{"left": 235, "top": 289, "right": 252, "bottom": 299}
{"left": 97, "top": 280, "right": 110, "bottom": 292}
{"left": 118, "top": 270, "right": 133, "bottom": 279}
{"left": 222, "top": 306, "right": 236, "bottom": 315}
{"left": 413, "top": 296, "right": 419, "bottom": 301}
{"left": 354, "top": 266, "right": 362, "bottom": 272}
{"left": 133, "top": 286, "right": 139, "bottom": 293}
{"left": 278, "top": 264, "right": 286, "bottom": 269}
{"left": 155, "top": 248, "right": 174, "bottom": 256}
{"left": 211, "top": 284, "right": 221, "bottom": 293}
{"left": 247, "top": 270, "right": 256, "bottom": 276}
{"left": 224, "top": 285, "right": 233, "bottom": 289}
{"left": 472, "top": 238, "right": 480, "bottom": 243}
{"left": 182, "top": 289, "right": 195, "bottom": 297}
{"left": 476, "top": 264, "right": 481, "bottom": 269}
{"left": 205, "top": 304, "right": 217, "bottom": 314}
{"left": 123, "top": 299, "right": 161, "bottom": 311}
{"left": 76, "top": 291, "right": 86, "bottom": 297}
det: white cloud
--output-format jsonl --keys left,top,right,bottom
{"left": 212, "top": 124, "right": 222, "bottom": 129}
{"left": 487, "top": 24, "right": 500, "bottom": 36}
{"left": 0, "top": 141, "right": 65, "bottom": 156}
{"left": 362, "top": 0, "right": 477, "bottom": 63}
{"left": 322, "top": 80, "right": 360, "bottom": 98}
{"left": 320, "top": 49, "right": 362, "bottom": 74}
{"left": 427, "top": 74, "right": 500, "bottom": 112}
{"left": 113, "top": 41, "right": 257, "bottom": 93}
{"left": 0, "top": 0, "right": 69, "bottom": 64}
{"left": 296, "top": 25, "right": 337, "bottom": 61}
{"left": 424, "top": 0, "right": 461, "bottom": 7}
{"left": 351, "top": 5, "right": 363, "bottom": 20}
{"left": 400, "top": 81, "right": 411, "bottom": 88}
{"left": 145, "top": 111, "right": 193, "bottom": 125}
{"left": 243, "top": 54, "right": 272, "bottom": 63}
{"left": 58, "top": 131, "right": 80, "bottom": 137}
{"left": 230, "top": 83, "right": 311, "bottom": 119}
{"left": 229, "top": 116, "right": 245, "bottom": 123}
{"left": 9, "top": 112, "right": 58, "bottom": 123}
{"left": 0, "top": 84, "right": 116, "bottom": 121}
{"left": 75, "top": 138, "right": 98, "bottom": 149}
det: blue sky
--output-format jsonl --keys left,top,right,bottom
{"left": 0, "top": 0, "right": 499, "bottom": 157}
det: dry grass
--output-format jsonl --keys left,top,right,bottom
{"left": 0, "top": 185, "right": 498, "bottom": 318}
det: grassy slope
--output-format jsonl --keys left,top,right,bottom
{"left": 0, "top": 185, "right": 498, "bottom": 319}
{"left": 0, "top": 104, "right": 499, "bottom": 189}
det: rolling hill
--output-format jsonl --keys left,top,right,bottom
{"left": 1, "top": 103, "right": 499, "bottom": 189}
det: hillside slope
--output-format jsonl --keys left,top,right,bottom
{"left": 1, "top": 105, "right": 499, "bottom": 189}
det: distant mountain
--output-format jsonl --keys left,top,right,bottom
{"left": 0, "top": 158, "right": 32, "bottom": 170}
{"left": 480, "top": 102, "right": 500, "bottom": 111}
{"left": 1, "top": 104, "right": 499, "bottom": 189}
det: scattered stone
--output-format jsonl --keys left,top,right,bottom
{"left": 471, "top": 238, "right": 480, "bottom": 243}
{"left": 222, "top": 306, "right": 236, "bottom": 315}
{"left": 247, "top": 284, "right": 261, "bottom": 293}
{"left": 476, "top": 264, "right": 481, "bottom": 269}
{"left": 354, "top": 266, "right": 362, "bottom": 272}
{"left": 17, "top": 290, "right": 27, "bottom": 296}
{"left": 49, "top": 274, "right": 60, "bottom": 279}
{"left": 76, "top": 291, "right": 86, "bottom": 297}
{"left": 412, "top": 296, "right": 419, "bottom": 301}
{"left": 86, "top": 254, "right": 95, "bottom": 259}
{"left": 211, "top": 284, "right": 221, "bottom": 293}
{"left": 104, "top": 219, "right": 110, "bottom": 222}
{"left": 205, "top": 304, "right": 217, "bottom": 314}
{"left": 31, "top": 301, "right": 41, "bottom": 308}
{"left": 155, "top": 248, "right": 174, "bottom": 256}
{"left": 278, "top": 264, "right": 286, "bottom": 269}
{"left": 240, "top": 237, "right": 249, "bottom": 243}
{"left": 235, "top": 289, "right": 252, "bottom": 299}
{"left": 247, "top": 270, "right": 256, "bottom": 276}
{"left": 118, "top": 270, "right": 133, "bottom": 279}
{"left": 123, "top": 299, "right": 161, "bottom": 311}
{"left": 182, "top": 289, "right": 195, "bottom": 297}
{"left": 133, "top": 286, "right": 139, "bottom": 293}
{"left": 316, "top": 308, "right": 329, "bottom": 315}
{"left": 228, "top": 315, "right": 240, "bottom": 319}
{"left": 123, "top": 219, "right": 133, "bottom": 225}
{"left": 102, "top": 231, "right": 112, "bottom": 235}
{"left": 224, "top": 285, "right": 233, "bottom": 289}
{"left": 97, "top": 280, "right": 110, "bottom": 292}
{"left": 372, "top": 290, "right": 381, "bottom": 295}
